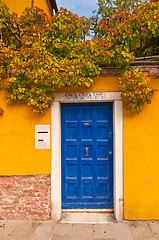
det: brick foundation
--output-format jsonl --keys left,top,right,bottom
{"left": 0, "top": 174, "right": 51, "bottom": 220}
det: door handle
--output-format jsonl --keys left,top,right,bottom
{"left": 86, "top": 147, "right": 88, "bottom": 157}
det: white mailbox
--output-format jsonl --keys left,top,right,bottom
{"left": 35, "top": 125, "right": 50, "bottom": 149}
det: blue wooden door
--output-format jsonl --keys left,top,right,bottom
{"left": 61, "top": 102, "right": 113, "bottom": 209}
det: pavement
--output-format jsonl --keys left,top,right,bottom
{"left": 0, "top": 216, "right": 159, "bottom": 240}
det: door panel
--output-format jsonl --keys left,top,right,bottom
{"left": 61, "top": 102, "right": 113, "bottom": 209}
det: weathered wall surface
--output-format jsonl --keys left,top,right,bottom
{"left": 0, "top": 175, "right": 51, "bottom": 220}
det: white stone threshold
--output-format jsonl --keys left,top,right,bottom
{"left": 60, "top": 212, "right": 115, "bottom": 224}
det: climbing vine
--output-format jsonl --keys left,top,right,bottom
{"left": 0, "top": 1, "right": 158, "bottom": 113}
{"left": 119, "top": 69, "right": 156, "bottom": 113}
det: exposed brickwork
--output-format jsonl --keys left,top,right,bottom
{"left": 0, "top": 175, "right": 51, "bottom": 220}
{"left": 131, "top": 66, "right": 159, "bottom": 76}
{"left": 100, "top": 66, "right": 159, "bottom": 77}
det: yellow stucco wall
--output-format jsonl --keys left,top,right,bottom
{"left": 0, "top": 91, "right": 51, "bottom": 175}
{"left": 123, "top": 77, "right": 159, "bottom": 220}
{"left": 0, "top": 76, "right": 119, "bottom": 175}
{"left": 3, "top": 0, "right": 52, "bottom": 16}
{"left": 0, "top": 75, "right": 159, "bottom": 220}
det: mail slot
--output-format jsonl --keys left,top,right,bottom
{"left": 35, "top": 125, "right": 50, "bottom": 149}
